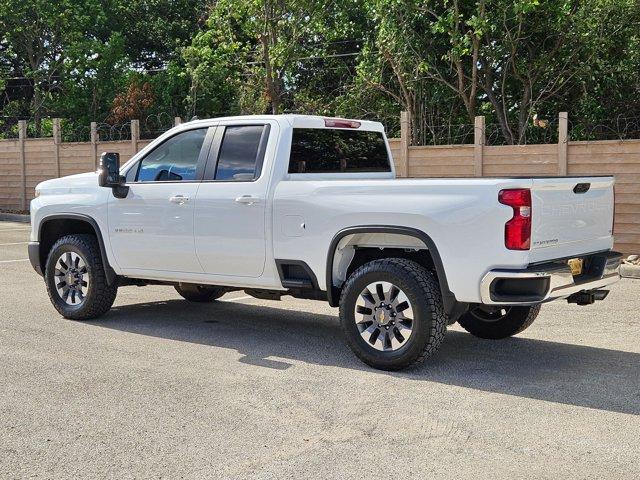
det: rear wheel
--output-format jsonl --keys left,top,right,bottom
{"left": 458, "top": 304, "right": 541, "bottom": 339}
{"left": 339, "top": 258, "right": 447, "bottom": 371}
{"left": 45, "top": 234, "right": 118, "bottom": 320}
{"left": 174, "top": 284, "right": 225, "bottom": 302}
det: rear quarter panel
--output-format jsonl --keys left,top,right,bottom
{"left": 272, "top": 178, "right": 534, "bottom": 303}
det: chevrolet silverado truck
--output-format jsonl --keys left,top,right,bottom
{"left": 28, "top": 115, "right": 622, "bottom": 370}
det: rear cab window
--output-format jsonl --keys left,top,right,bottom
{"left": 288, "top": 128, "right": 391, "bottom": 174}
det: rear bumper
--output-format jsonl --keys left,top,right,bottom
{"left": 28, "top": 241, "right": 42, "bottom": 276}
{"left": 480, "top": 251, "right": 622, "bottom": 305}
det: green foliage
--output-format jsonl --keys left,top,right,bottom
{"left": 0, "top": 0, "right": 638, "bottom": 144}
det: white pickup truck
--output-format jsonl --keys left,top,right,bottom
{"left": 29, "top": 115, "right": 621, "bottom": 370}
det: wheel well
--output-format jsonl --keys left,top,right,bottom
{"left": 345, "top": 247, "right": 437, "bottom": 282}
{"left": 38, "top": 216, "right": 116, "bottom": 284}
{"left": 326, "top": 227, "right": 463, "bottom": 317}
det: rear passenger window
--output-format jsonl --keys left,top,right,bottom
{"left": 288, "top": 128, "right": 391, "bottom": 174}
{"left": 213, "top": 125, "right": 269, "bottom": 181}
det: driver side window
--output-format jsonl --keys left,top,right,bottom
{"left": 134, "top": 128, "right": 207, "bottom": 182}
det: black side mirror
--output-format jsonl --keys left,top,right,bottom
{"left": 98, "top": 152, "right": 129, "bottom": 198}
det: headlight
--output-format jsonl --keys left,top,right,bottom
{"left": 34, "top": 188, "right": 40, "bottom": 198}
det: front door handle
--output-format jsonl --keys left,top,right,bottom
{"left": 235, "top": 195, "right": 261, "bottom": 205}
{"left": 169, "top": 195, "right": 190, "bottom": 204}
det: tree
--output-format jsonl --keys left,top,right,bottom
{"left": 184, "top": 0, "right": 369, "bottom": 116}
{"left": 0, "top": 0, "right": 105, "bottom": 135}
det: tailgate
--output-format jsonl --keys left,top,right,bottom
{"left": 530, "top": 177, "right": 615, "bottom": 259}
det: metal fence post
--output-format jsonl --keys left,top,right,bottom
{"left": 558, "top": 112, "right": 568, "bottom": 176}
{"left": 90, "top": 122, "right": 98, "bottom": 168}
{"left": 131, "top": 119, "right": 140, "bottom": 154}
{"left": 474, "top": 116, "right": 485, "bottom": 177}
{"left": 18, "top": 120, "right": 27, "bottom": 211}
{"left": 399, "top": 111, "right": 410, "bottom": 177}
{"left": 52, "top": 118, "right": 61, "bottom": 178}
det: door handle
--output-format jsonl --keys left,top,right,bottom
{"left": 169, "top": 195, "right": 190, "bottom": 204}
{"left": 235, "top": 195, "right": 261, "bottom": 205}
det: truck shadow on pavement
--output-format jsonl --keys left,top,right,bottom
{"left": 97, "top": 298, "right": 640, "bottom": 415}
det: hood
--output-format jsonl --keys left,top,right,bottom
{"left": 36, "top": 171, "right": 99, "bottom": 192}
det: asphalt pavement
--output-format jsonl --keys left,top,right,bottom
{"left": 1, "top": 221, "right": 639, "bottom": 479}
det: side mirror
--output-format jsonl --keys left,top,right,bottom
{"left": 98, "top": 152, "right": 129, "bottom": 198}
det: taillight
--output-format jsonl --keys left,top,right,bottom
{"left": 499, "top": 189, "right": 531, "bottom": 250}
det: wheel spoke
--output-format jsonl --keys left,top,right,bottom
{"left": 382, "top": 331, "right": 392, "bottom": 350}
{"left": 389, "top": 285, "right": 400, "bottom": 303}
{"left": 361, "top": 288, "right": 375, "bottom": 306}
{"left": 390, "top": 328, "right": 405, "bottom": 349}
{"left": 375, "top": 283, "right": 385, "bottom": 302}
{"left": 356, "top": 320, "right": 374, "bottom": 333}
{"left": 396, "top": 301, "right": 409, "bottom": 312}
{"left": 368, "top": 327, "right": 381, "bottom": 346}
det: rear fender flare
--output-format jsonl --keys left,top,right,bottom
{"left": 325, "top": 226, "right": 458, "bottom": 313}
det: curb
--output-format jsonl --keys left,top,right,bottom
{"left": 0, "top": 213, "right": 30, "bottom": 223}
{"left": 620, "top": 264, "right": 640, "bottom": 279}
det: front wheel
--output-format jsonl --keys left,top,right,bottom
{"left": 44, "top": 234, "right": 118, "bottom": 320}
{"left": 458, "top": 304, "right": 541, "bottom": 339}
{"left": 339, "top": 258, "right": 447, "bottom": 371}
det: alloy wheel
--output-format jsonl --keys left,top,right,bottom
{"left": 354, "top": 281, "right": 414, "bottom": 351}
{"left": 54, "top": 251, "right": 89, "bottom": 306}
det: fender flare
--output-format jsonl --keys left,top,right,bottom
{"left": 325, "top": 226, "right": 459, "bottom": 314}
{"left": 37, "top": 213, "right": 117, "bottom": 285}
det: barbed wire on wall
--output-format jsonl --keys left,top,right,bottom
{"left": 96, "top": 122, "right": 132, "bottom": 142}
{"left": 414, "top": 123, "right": 475, "bottom": 146}
{"left": 61, "top": 122, "right": 91, "bottom": 143}
{"left": 485, "top": 120, "right": 559, "bottom": 146}
{"left": 140, "top": 112, "right": 176, "bottom": 140}
{"left": 4, "top": 113, "right": 640, "bottom": 145}
{"left": 569, "top": 115, "right": 640, "bottom": 141}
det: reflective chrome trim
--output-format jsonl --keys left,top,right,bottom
{"left": 480, "top": 251, "right": 622, "bottom": 305}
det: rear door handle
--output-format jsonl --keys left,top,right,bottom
{"left": 169, "top": 195, "right": 190, "bottom": 204}
{"left": 235, "top": 195, "right": 261, "bottom": 205}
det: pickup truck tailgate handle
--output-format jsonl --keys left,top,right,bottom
{"left": 573, "top": 183, "right": 591, "bottom": 194}
{"left": 235, "top": 195, "right": 261, "bottom": 205}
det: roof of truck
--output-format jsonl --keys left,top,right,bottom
{"left": 181, "top": 114, "right": 385, "bottom": 132}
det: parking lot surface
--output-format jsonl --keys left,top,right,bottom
{"left": 1, "top": 221, "right": 639, "bottom": 479}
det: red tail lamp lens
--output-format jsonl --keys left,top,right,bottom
{"left": 499, "top": 189, "right": 531, "bottom": 250}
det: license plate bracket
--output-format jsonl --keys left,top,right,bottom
{"left": 568, "top": 257, "right": 584, "bottom": 276}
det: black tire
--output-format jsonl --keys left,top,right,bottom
{"left": 339, "top": 258, "right": 447, "bottom": 371}
{"left": 458, "top": 304, "right": 541, "bottom": 339}
{"left": 44, "top": 234, "right": 118, "bottom": 320}
{"left": 174, "top": 284, "right": 225, "bottom": 302}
